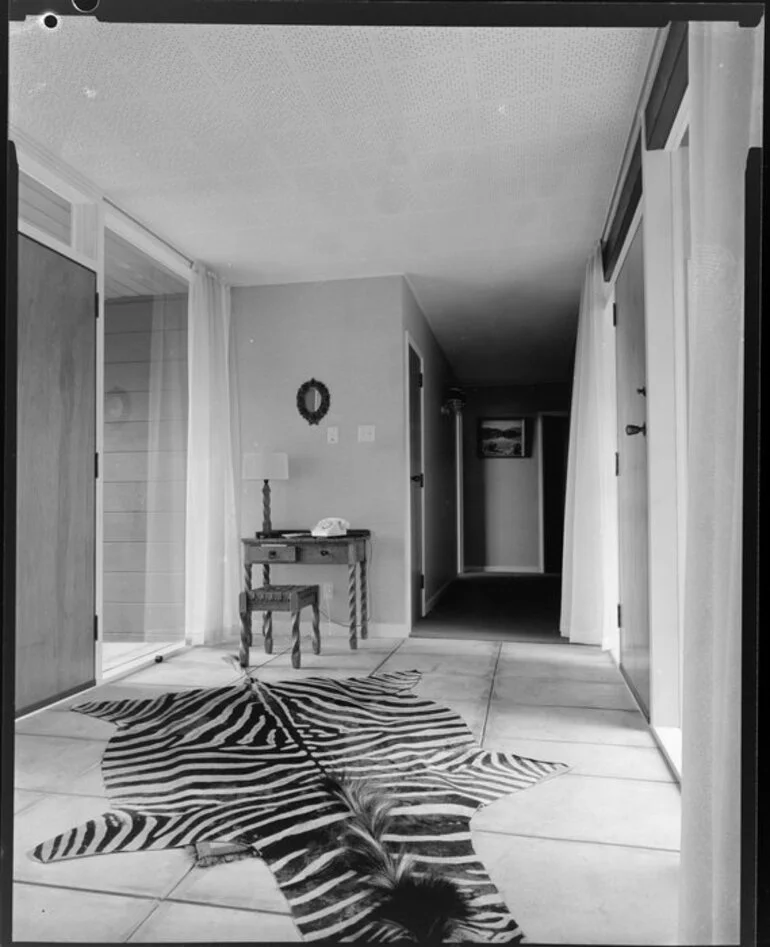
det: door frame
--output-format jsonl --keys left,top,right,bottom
{"left": 538, "top": 410, "right": 570, "bottom": 575}
{"left": 455, "top": 406, "right": 464, "bottom": 575}
{"left": 404, "top": 331, "right": 426, "bottom": 631}
{"left": 604, "top": 201, "right": 644, "bottom": 686}
{"left": 12, "top": 136, "right": 192, "bottom": 687}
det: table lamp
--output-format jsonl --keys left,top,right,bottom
{"left": 242, "top": 452, "right": 289, "bottom": 535}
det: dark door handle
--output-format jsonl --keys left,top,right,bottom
{"left": 625, "top": 423, "right": 647, "bottom": 436}
{"left": 636, "top": 386, "right": 646, "bottom": 396}
{"left": 410, "top": 473, "right": 424, "bottom": 487}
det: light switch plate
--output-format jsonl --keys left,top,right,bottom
{"left": 327, "top": 426, "right": 339, "bottom": 444}
{"left": 358, "top": 425, "right": 375, "bottom": 443}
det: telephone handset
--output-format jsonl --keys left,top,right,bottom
{"left": 311, "top": 517, "right": 350, "bottom": 537}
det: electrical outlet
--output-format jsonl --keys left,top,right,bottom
{"left": 327, "top": 426, "right": 339, "bottom": 444}
{"left": 358, "top": 425, "right": 375, "bottom": 442}
{"left": 322, "top": 583, "right": 333, "bottom": 597}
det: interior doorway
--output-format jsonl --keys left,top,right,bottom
{"left": 407, "top": 339, "right": 425, "bottom": 627}
{"left": 541, "top": 413, "right": 570, "bottom": 575}
{"left": 101, "top": 230, "right": 190, "bottom": 676}
{"left": 614, "top": 218, "right": 651, "bottom": 717}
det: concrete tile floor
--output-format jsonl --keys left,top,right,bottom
{"left": 13, "top": 635, "right": 680, "bottom": 944}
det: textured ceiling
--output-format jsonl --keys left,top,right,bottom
{"left": 9, "top": 20, "right": 657, "bottom": 384}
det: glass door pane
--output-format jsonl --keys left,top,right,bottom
{"left": 102, "top": 229, "right": 189, "bottom": 675}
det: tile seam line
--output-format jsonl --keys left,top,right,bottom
{"left": 481, "top": 642, "right": 503, "bottom": 745}
{"left": 472, "top": 828, "right": 681, "bottom": 854}
{"left": 483, "top": 734, "right": 657, "bottom": 749}
{"left": 13, "top": 879, "right": 162, "bottom": 904}
{"left": 13, "top": 878, "right": 296, "bottom": 919}
{"left": 489, "top": 701, "right": 640, "bottom": 714}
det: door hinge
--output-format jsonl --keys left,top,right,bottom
{"left": 420, "top": 574, "right": 425, "bottom": 590}
{"left": 417, "top": 372, "right": 423, "bottom": 388}
{"left": 95, "top": 452, "right": 100, "bottom": 478}
{"left": 615, "top": 452, "right": 619, "bottom": 476}
{"left": 94, "top": 615, "right": 99, "bottom": 641}
{"left": 95, "top": 290, "right": 100, "bottom": 318}
{"left": 411, "top": 472, "right": 424, "bottom": 487}
{"left": 612, "top": 302, "right": 617, "bottom": 327}
{"left": 617, "top": 604, "right": 622, "bottom": 628}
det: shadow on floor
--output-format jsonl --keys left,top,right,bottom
{"left": 412, "top": 574, "right": 564, "bottom": 643}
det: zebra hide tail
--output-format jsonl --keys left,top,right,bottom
{"left": 322, "top": 773, "right": 473, "bottom": 944}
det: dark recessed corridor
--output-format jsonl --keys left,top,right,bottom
{"left": 412, "top": 574, "right": 564, "bottom": 643}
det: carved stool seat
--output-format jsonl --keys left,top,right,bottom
{"left": 239, "top": 584, "right": 320, "bottom": 669}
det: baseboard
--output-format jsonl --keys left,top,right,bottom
{"left": 613, "top": 659, "right": 681, "bottom": 785}
{"left": 651, "top": 725, "right": 682, "bottom": 784}
{"left": 16, "top": 679, "right": 96, "bottom": 719}
{"left": 463, "top": 566, "right": 543, "bottom": 574}
{"left": 425, "top": 579, "right": 452, "bottom": 613}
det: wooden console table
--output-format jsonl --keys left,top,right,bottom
{"left": 241, "top": 530, "right": 371, "bottom": 651}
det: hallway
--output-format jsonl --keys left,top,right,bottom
{"left": 413, "top": 574, "right": 563, "bottom": 643}
{"left": 14, "top": 632, "right": 680, "bottom": 944}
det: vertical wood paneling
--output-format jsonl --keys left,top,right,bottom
{"left": 103, "top": 294, "right": 187, "bottom": 642}
{"left": 16, "top": 235, "right": 96, "bottom": 713}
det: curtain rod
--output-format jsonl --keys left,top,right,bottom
{"left": 103, "top": 197, "right": 194, "bottom": 268}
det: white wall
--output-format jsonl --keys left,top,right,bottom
{"left": 463, "top": 384, "right": 571, "bottom": 571}
{"left": 231, "top": 276, "right": 406, "bottom": 631}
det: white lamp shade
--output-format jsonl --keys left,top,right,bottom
{"left": 242, "top": 451, "right": 289, "bottom": 481}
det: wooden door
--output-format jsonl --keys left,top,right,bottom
{"left": 408, "top": 344, "right": 424, "bottom": 624}
{"left": 541, "top": 414, "right": 570, "bottom": 574}
{"left": 615, "top": 222, "right": 651, "bottom": 716}
{"left": 16, "top": 234, "right": 97, "bottom": 714}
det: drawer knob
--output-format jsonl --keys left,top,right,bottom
{"left": 268, "top": 550, "right": 277, "bottom": 559}
{"left": 320, "top": 549, "right": 330, "bottom": 557}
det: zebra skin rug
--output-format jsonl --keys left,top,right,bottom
{"left": 31, "top": 670, "right": 569, "bottom": 942}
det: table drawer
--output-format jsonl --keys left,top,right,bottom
{"left": 247, "top": 545, "right": 298, "bottom": 563}
{"left": 301, "top": 545, "right": 349, "bottom": 565}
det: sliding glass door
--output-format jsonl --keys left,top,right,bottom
{"left": 102, "top": 229, "right": 189, "bottom": 674}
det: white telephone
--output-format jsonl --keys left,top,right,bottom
{"left": 311, "top": 517, "right": 350, "bottom": 537}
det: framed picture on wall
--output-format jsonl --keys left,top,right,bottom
{"left": 478, "top": 418, "right": 529, "bottom": 458}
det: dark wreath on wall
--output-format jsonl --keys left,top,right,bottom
{"left": 296, "top": 378, "right": 331, "bottom": 425}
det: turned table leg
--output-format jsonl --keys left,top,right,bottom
{"left": 239, "top": 591, "right": 251, "bottom": 668}
{"left": 348, "top": 563, "right": 358, "bottom": 650}
{"left": 359, "top": 558, "right": 368, "bottom": 640}
{"left": 262, "top": 562, "right": 272, "bottom": 653}
{"left": 311, "top": 599, "right": 321, "bottom": 654}
{"left": 290, "top": 610, "right": 301, "bottom": 668}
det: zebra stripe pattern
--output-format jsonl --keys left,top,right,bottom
{"left": 31, "top": 670, "right": 569, "bottom": 942}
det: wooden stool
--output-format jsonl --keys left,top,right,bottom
{"left": 239, "top": 585, "right": 320, "bottom": 669}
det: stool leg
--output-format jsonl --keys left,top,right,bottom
{"left": 263, "top": 611, "right": 273, "bottom": 654}
{"left": 311, "top": 598, "right": 321, "bottom": 655}
{"left": 348, "top": 564, "right": 358, "bottom": 651}
{"left": 291, "top": 610, "right": 301, "bottom": 668}
{"left": 239, "top": 592, "right": 250, "bottom": 669}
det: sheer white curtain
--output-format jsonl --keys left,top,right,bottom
{"left": 679, "top": 20, "right": 763, "bottom": 946}
{"left": 560, "top": 245, "right": 618, "bottom": 653}
{"left": 185, "top": 263, "right": 242, "bottom": 647}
